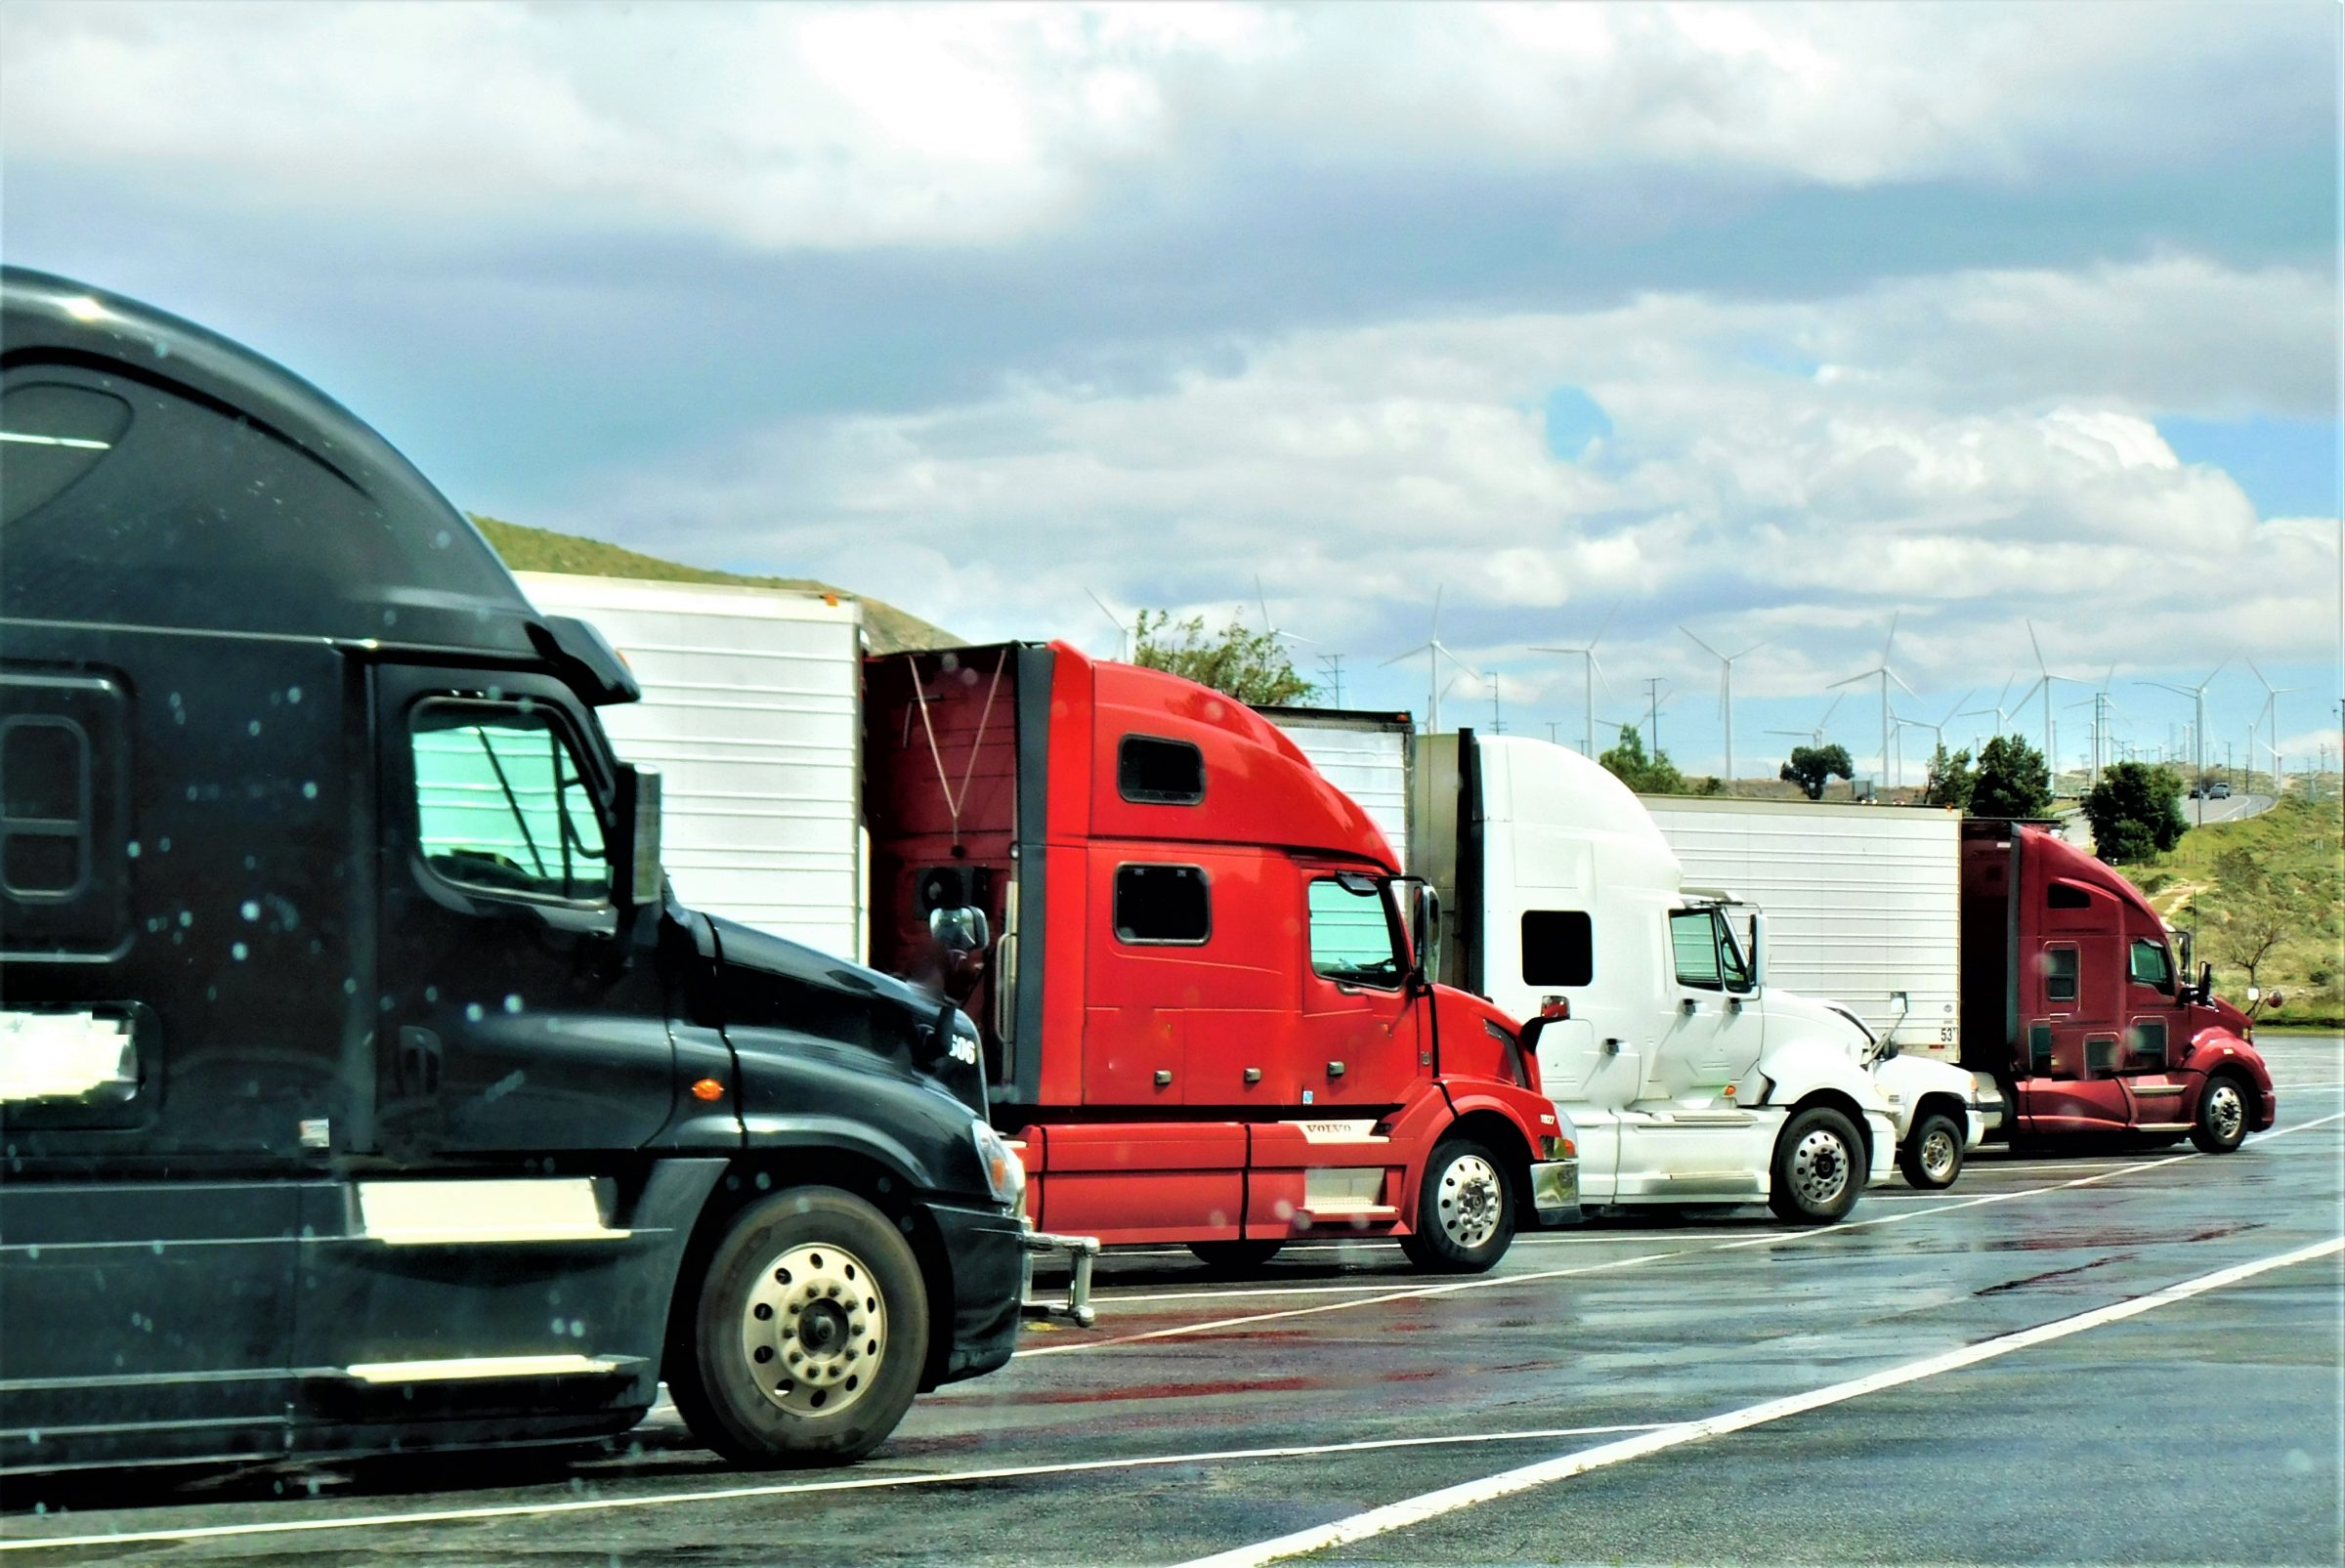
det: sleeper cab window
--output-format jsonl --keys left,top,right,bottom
{"left": 2127, "top": 938, "right": 2172, "bottom": 993}
{"left": 1118, "top": 735, "right": 1205, "bottom": 805}
{"left": 1307, "top": 877, "right": 1402, "bottom": 988}
{"left": 0, "top": 380, "right": 132, "bottom": 526}
{"left": 1520, "top": 910, "right": 1594, "bottom": 988}
{"left": 2043, "top": 945, "right": 2079, "bottom": 1005}
{"left": 1113, "top": 864, "right": 1209, "bottom": 945}
{"left": 1669, "top": 909, "right": 1723, "bottom": 990}
{"left": 410, "top": 700, "right": 612, "bottom": 905}
{"left": 2047, "top": 881, "right": 2093, "bottom": 911}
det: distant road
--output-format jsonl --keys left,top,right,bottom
{"left": 2190, "top": 791, "right": 2277, "bottom": 825}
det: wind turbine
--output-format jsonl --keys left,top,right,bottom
{"left": 1255, "top": 573, "right": 1316, "bottom": 650}
{"left": 2245, "top": 660, "right": 2300, "bottom": 788}
{"left": 1085, "top": 587, "right": 1135, "bottom": 660}
{"left": 1897, "top": 689, "right": 1975, "bottom": 788}
{"left": 1830, "top": 612, "right": 1916, "bottom": 787}
{"left": 1681, "top": 626, "right": 1766, "bottom": 787}
{"left": 2015, "top": 621, "right": 2091, "bottom": 784}
{"left": 1766, "top": 693, "right": 1845, "bottom": 749}
{"left": 1531, "top": 603, "right": 1618, "bottom": 756}
{"left": 2135, "top": 659, "right": 2228, "bottom": 779}
{"left": 1959, "top": 674, "right": 2021, "bottom": 747}
{"left": 1383, "top": 586, "right": 1478, "bottom": 735}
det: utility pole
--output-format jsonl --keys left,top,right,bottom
{"left": 1486, "top": 673, "right": 1504, "bottom": 735}
{"left": 1316, "top": 653, "right": 1345, "bottom": 708}
{"left": 1642, "top": 678, "right": 1667, "bottom": 757}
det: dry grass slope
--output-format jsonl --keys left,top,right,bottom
{"left": 471, "top": 515, "right": 959, "bottom": 656}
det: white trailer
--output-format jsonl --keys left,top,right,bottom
{"left": 1255, "top": 706, "right": 1413, "bottom": 869}
{"left": 1640, "top": 796, "right": 1963, "bottom": 1061}
{"left": 516, "top": 572, "right": 866, "bottom": 961}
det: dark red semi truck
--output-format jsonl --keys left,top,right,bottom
{"left": 1959, "top": 821, "right": 2275, "bottom": 1150}
{"left": 860, "top": 643, "right": 1577, "bottom": 1272}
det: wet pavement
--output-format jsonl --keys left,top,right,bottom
{"left": 6, "top": 1037, "right": 2339, "bottom": 1565}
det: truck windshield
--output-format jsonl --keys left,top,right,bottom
{"left": 1307, "top": 877, "right": 1403, "bottom": 989}
{"left": 412, "top": 703, "right": 610, "bottom": 902}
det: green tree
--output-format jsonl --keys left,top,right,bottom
{"left": 1131, "top": 610, "right": 1314, "bottom": 705}
{"left": 2196, "top": 845, "right": 2308, "bottom": 1006}
{"left": 1972, "top": 734, "right": 2053, "bottom": 820}
{"left": 1922, "top": 743, "right": 1976, "bottom": 810}
{"left": 1779, "top": 743, "right": 1855, "bottom": 801}
{"left": 2079, "top": 760, "right": 2190, "bottom": 864}
{"left": 1601, "top": 725, "right": 1685, "bottom": 794}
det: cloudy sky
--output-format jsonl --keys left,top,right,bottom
{"left": 6, "top": 1, "right": 2338, "bottom": 781}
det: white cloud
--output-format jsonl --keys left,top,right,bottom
{"left": 3, "top": 2, "right": 2324, "bottom": 251}
{"left": 550, "top": 254, "right": 2335, "bottom": 721}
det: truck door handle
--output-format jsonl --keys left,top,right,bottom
{"left": 398, "top": 1025, "right": 443, "bottom": 1095}
{"left": 1326, "top": 1060, "right": 1346, "bottom": 1079}
{"left": 1244, "top": 1067, "right": 1262, "bottom": 1084}
{"left": 1603, "top": 1039, "right": 1621, "bottom": 1056}
{"left": 1154, "top": 1069, "right": 1173, "bottom": 1087}
{"left": 1681, "top": 998, "right": 1699, "bottom": 1015}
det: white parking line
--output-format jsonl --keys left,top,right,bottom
{"left": 1026, "top": 1110, "right": 2345, "bottom": 1356}
{"left": 1182, "top": 1234, "right": 2345, "bottom": 1567}
{"left": 0, "top": 1423, "right": 1673, "bottom": 1553}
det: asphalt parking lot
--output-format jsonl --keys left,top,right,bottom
{"left": 7, "top": 1036, "right": 2340, "bottom": 1566}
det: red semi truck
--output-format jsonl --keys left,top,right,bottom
{"left": 1959, "top": 821, "right": 2274, "bottom": 1150}
{"left": 862, "top": 643, "right": 1577, "bottom": 1272}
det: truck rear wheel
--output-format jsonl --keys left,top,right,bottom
{"left": 1898, "top": 1112, "right": 1965, "bottom": 1189}
{"left": 2190, "top": 1073, "right": 2251, "bottom": 1154}
{"left": 669, "top": 1186, "right": 928, "bottom": 1467}
{"left": 1398, "top": 1138, "right": 1514, "bottom": 1274}
{"left": 1188, "top": 1240, "right": 1284, "bottom": 1273}
{"left": 1769, "top": 1106, "right": 1864, "bottom": 1224}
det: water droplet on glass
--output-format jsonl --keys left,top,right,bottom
{"left": 231, "top": 942, "right": 248, "bottom": 961}
{"left": 240, "top": 901, "right": 261, "bottom": 922}
{"left": 127, "top": 840, "right": 141, "bottom": 858}
{"left": 287, "top": 686, "right": 302, "bottom": 703}
{"left": 503, "top": 994, "right": 524, "bottom": 1014}
{"left": 247, "top": 720, "right": 261, "bottom": 737}
{"left": 424, "top": 986, "right": 439, "bottom": 1003}
{"left": 302, "top": 781, "right": 319, "bottom": 799}
{"left": 466, "top": 1003, "right": 486, "bottom": 1022}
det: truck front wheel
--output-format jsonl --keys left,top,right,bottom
{"left": 1398, "top": 1138, "right": 1514, "bottom": 1274}
{"left": 2190, "top": 1073, "right": 2251, "bottom": 1154}
{"left": 669, "top": 1186, "right": 929, "bottom": 1467}
{"left": 1769, "top": 1106, "right": 1864, "bottom": 1224}
{"left": 1898, "top": 1112, "right": 1965, "bottom": 1190}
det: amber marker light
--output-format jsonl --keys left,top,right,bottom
{"left": 691, "top": 1078, "right": 726, "bottom": 1102}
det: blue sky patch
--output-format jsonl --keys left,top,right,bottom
{"left": 2158, "top": 414, "right": 2341, "bottom": 519}
{"left": 1544, "top": 385, "right": 1613, "bottom": 461}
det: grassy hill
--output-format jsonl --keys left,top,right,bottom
{"left": 471, "top": 515, "right": 958, "bottom": 656}
{"left": 2136, "top": 792, "right": 2344, "bottom": 1028}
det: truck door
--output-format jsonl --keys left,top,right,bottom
{"left": 2116, "top": 936, "right": 2190, "bottom": 1131}
{"left": 1653, "top": 910, "right": 1764, "bottom": 1096}
{"left": 1297, "top": 873, "right": 1423, "bottom": 1108}
{"left": 373, "top": 666, "right": 675, "bottom": 1155}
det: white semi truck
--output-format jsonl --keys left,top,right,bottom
{"left": 1262, "top": 714, "right": 1998, "bottom": 1208}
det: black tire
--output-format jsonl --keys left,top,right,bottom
{"left": 1397, "top": 1138, "right": 1515, "bottom": 1274}
{"left": 1188, "top": 1240, "right": 1284, "bottom": 1273}
{"left": 667, "top": 1186, "right": 929, "bottom": 1467}
{"left": 2189, "top": 1073, "right": 2252, "bottom": 1154}
{"left": 1769, "top": 1105, "right": 1865, "bottom": 1224}
{"left": 1898, "top": 1112, "right": 1966, "bottom": 1190}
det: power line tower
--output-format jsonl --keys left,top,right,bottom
{"left": 1315, "top": 653, "right": 1345, "bottom": 707}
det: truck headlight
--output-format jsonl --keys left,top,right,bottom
{"left": 971, "top": 1120, "right": 1026, "bottom": 1208}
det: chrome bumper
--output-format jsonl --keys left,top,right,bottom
{"left": 1529, "top": 1157, "right": 1581, "bottom": 1221}
{"left": 1019, "top": 1223, "right": 1099, "bottom": 1329}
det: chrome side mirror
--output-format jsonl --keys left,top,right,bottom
{"left": 930, "top": 905, "right": 991, "bottom": 954}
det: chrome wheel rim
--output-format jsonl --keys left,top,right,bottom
{"left": 1920, "top": 1126, "right": 1959, "bottom": 1183}
{"left": 740, "top": 1242, "right": 886, "bottom": 1418}
{"left": 1790, "top": 1127, "right": 1852, "bottom": 1208}
{"left": 2207, "top": 1082, "right": 2245, "bottom": 1143}
{"left": 1436, "top": 1154, "right": 1504, "bottom": 1250}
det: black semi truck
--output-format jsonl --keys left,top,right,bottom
{"left": 0, "top": 267, "right": 1037, "bottom": 1472}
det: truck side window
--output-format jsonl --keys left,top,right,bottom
{"left": 1669, "top": 910, "right": 1722, "bottom": 990}
{"left": 411, "top": 702, "right": 611, "bottom": 904}
{"left": 2044, "top": 946, "right": 2078, "bottom": 1005}
{"left": 2047, "top": 882, "right": 2092, "bottom": 911}
{"left": 1307, "top": 877, "right": 1402, "bottom": 988}
{"left": 1118, "top": 736, "right": 1205, "bottom": 805}
{"left": 0, "top": 382, "right": 131, "bottom": 526}
{"left": 1520, "top": 910, "right": 1594, "bottom": 987}
{"left": 2127, "top": 939, "right": 2173, "bottom": 993}
{"left": 1113, "top": 864, "right": 1209, "bottom": 944}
